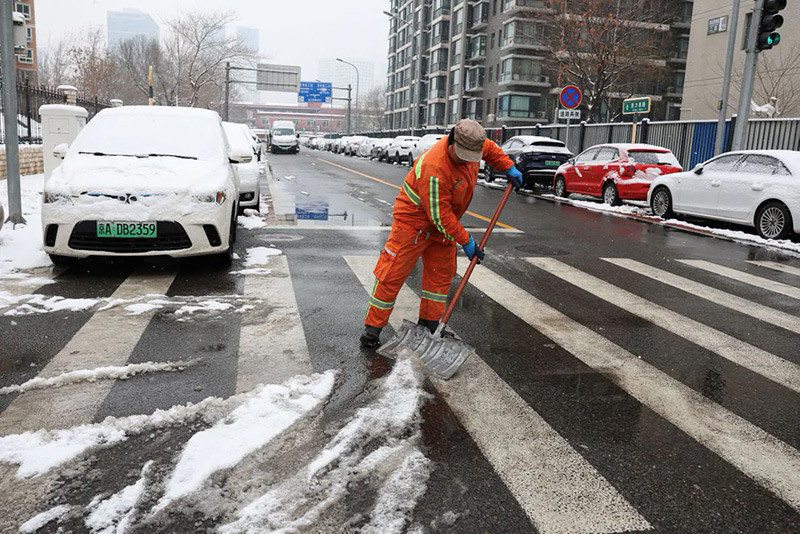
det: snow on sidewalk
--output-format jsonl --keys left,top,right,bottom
{"left": 85, "top": 462, "right": 153, "bottom": 534}
{"left": 0, "top": 174, "right": 50, "bottom": 274}
{"left": 220, "top": 355, "right": 432, "bottom": 534}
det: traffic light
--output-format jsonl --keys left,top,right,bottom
{"left": 756, "top": 0, "right": 786, "bottom": 51}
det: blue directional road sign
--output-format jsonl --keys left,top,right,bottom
{"left": 298, "top": 81, "right": 333, "bottom": 103}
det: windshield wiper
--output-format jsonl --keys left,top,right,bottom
{"left": 79, "top": 151, "right": 132, "bottom": 157}
{"left": 139, "top": 153, "right": 198, "bottom": 160}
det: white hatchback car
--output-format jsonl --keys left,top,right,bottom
{"left": 408, "top": 134, "right": 445, "bottom": 166}
{"left": 386, "top": 136, "right": 421, "bottom": 164}
{"left": 648, "top": 150, "right": 800, "bottom": 240}
{"left": 42, "top": 106, "right": 249, "bottom": 265}
{"left": 223, "top": 122, "right": 261, "bottom": 213}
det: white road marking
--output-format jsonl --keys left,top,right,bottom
{"left": 679, "top": 259, "right": 800, "bottom": 300}
{"left": 747, "top": 260, "right": 800, "bottom": 279}
{"left": 345, "top": 255, "right": 650, "bottom": 534}
{"left": 235, "top": 255, "right": 312, "bottom": 393}
{"left": 465, "top": 259, "right": 800, "bottom": 514}
{"left": 0, "top": 272, "right": 177, "bottom": 435}
{"left": 527, "top": 258, "right": 800, "bottom": 394}
{"left": 604, "top": 258, "right": 800, "bottom": 335}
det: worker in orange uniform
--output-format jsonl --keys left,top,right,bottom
{"left": 361, "top": 119, "right": 523, "bottom": 347}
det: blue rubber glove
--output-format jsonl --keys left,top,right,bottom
{"left": 462, "top": 236, "right": 485, "bottom": 264}
{"left": 506, "top": 166, "right": 524, "bottom": 188}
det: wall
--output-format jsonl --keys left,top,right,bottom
{"left": 0, "top": 145, "right": 45, "bottom": 179}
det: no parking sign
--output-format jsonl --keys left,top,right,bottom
{"left": 560, "top": 85, "right": 582, "bottom": 110}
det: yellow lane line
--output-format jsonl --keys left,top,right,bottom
{"left": 316, "top": 157, "right": 518, "bottom": 231}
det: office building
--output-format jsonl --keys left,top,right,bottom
{"left": 236, "top": 26, "right": 260, "bottom": 52}
{"left": 13, "top": 0, "right": 38, "bottom": 83}
{"left": 681, "top": 0, "right": 800, "bottom": 120}
{"left": 384, "top": 0, "right": 693, "bottom": 131}
{"left": 107, "top": 8, "right": 160, "bottom": 49}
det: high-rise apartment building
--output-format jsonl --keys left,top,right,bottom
{"left": 14, "top": 0, "right": 38, "bottom": 83}
{"left": 107, "top": 8, "right": 160, "bottom": 49}
{"left": 385, "top": 0, "right": 693, "bottom": 131}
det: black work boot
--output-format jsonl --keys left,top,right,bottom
{"left": 417, "top": 318, "right": 439, "bottom": 334}
{"left": 360, "top": 325, "right": 382, "bottom": 348}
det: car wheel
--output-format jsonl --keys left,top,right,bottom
{"left": 650, "top": 186, "right": 674, "bottom": 219}
{"left": 485, "top": 166, "right": 495, "bottom": 183}
{"left": 554, "top": 176, "right": 568, "bottom": 198}
{"left": 603, "top": 182, "right": 621, "bottom": 206}
{"left": 395, "top": 152, "right": 401, "bottom": 164}
{"left": 49, "top": 254, "right": 74, "bottom": 267}
{"left": 756, "top": 201, "right": 793, "bottom": 240}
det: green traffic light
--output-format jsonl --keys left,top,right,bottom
{"left": 773, "top": 33, "right": 781, "bottom": 45}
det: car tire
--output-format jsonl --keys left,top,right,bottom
{"left": 755, "top": 201, "right": 793, "bottom": 240}
{"left": 395, "top": 152, "right": 402, "bottom": 164}
{"left": 485, "top": 166, "right": 495, "bottom": 183}
{"left": 554, "top": 176, "right": 568, "bottom": 198}
{"left": 49, "top": 254, "right": 74, "bottom": 267}
{"left": 650, "top": 186, "right": 674, "bottom": 219}
{"left": 602, "top": 182, "right": 621, "bottom": 206}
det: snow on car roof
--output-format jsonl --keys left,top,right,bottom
{"left": 599, "top": 143, "right": 672, "bottom": 152}
{"left": 96, "top": 105, "right": 221, "bottom": 121}
{"left": 509, "top": 135, "right": 565, "bottom": 146}
{"left": 718, "top": 150, "right": 800, "bottom": 173}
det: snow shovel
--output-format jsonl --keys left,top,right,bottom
{"left": 377, "top": 182, "right": 516, "bottom": 380}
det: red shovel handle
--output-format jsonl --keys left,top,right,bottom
{"left": 440, "top": 182, "right": 514, "bottom": 327}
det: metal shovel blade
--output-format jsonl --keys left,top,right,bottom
{"left": 377, "top": 320, "right": 474, "bottom": 380}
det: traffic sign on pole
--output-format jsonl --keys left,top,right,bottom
{"left": 559, "top": 85, "right": 582, "bottom": 110}
{"left": 558, "top": 109, "right": 581, "bottom": 120}
{"left": 298, "top": 81, "right": 333, "bottom": 103}
{"left": 622, "top": 97, "right": 652, "bottom": 115}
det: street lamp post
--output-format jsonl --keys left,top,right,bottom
{"left": 336, "top": 58, "right": 360, "bottom": 133}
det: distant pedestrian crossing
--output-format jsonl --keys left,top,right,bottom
{"left": 2, "top": 253, "right": 800, "bottom": 532}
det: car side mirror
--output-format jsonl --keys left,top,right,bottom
{"left": 229, "top": 150, "right": 253, "bottom": 164}
{"left": 568, "top": 158, "right": 575, "bottom": 165}
{"left": 53, "top": 143, "right": 69, "bottom": 160}
{"left": 693, "top": 164, "right": 703, "bottom": 175}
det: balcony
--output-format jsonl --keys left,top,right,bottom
{"left": 431, "top": 31, "right": 450, "bottom": 47}
{"left": 428, "top": 114, "right": 446, "bottom": 126}
{"left": 498, "top": 72, "right": 550, "bottom": 86}
{"left": 501, "top": 0, "right": 548, "bottom": 13}
{"left": 500, "top": 34, "right": 546, "bottom": 50}
{"left": 466, "top": 47, "right": 486, "bottom": 62}
{"left": 428, "top": 60, "right": 449, "bottom": 76}
{"left": 427, "top": 88, "right": 447, "bottom": 101}
{"left": 468, "top": 4, "right": 489, "bottom": 31}
{"left": 432, "top": 6, "right": 451, "bottom": 22}
{"left": 465, "top": 72, "right": 484, "bottom": 92}
{"left": 450, "top": 83, "right": 460, "bottom": 95}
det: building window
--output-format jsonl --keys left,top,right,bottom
{"left": 498, "top": 94, "right": 541, "bottom": 118}
{"left": 322, "top": 120, "right": 329, "bottom": 127}
{"left": 26, "top": 27, "right": 32, "bottom": 42}
{"left": 502, "top": 20, "right": 545, "bottom": 47}
{"left": 499, "top": 57, "right": 544, "bottom": 83}
{"left": 449, "top": 99, "right": 459, "bottom": 124}
{"left": 453, "top": 8, "right": 464, "bottom": 34}
{"left": 450, "top": 68, "right": 461, "bottom": 94}
{"left": 17, "top": 48, "right": 33, "bottom": 64}
{"left": 14, "top": 2, "right": 31, "bottom": 20}
{"left": 465, "top": 99, "right": 483, "bottom": 120}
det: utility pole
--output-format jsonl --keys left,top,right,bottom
{"left": 715, "top": 0, "right": 741, "bottom": 156}
{"left": 224, "top": 62, "right": 230, "bottom": 121}
{"left": 1, "top": 0, "right": 25, "bottom": 224}
{"left": 347, "top": 84, "right": 352, "bottom": 134}
{"left": 732, "top": 0, "right": 764, "bottom": 150}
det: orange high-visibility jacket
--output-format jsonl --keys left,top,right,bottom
{"left": 394, "top": 136, "right": 515, "bottom": 245}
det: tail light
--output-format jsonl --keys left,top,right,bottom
{"left": 620, "top": 165, "right": 636, "bottom": 177}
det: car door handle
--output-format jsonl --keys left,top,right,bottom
{"left": 711, "top": 180, "right": 722, "bottom": 187}
{"left": 752, "top": 183, "right": 764, "bottom": 191}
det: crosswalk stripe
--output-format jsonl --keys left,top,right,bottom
{"left": 603, "top": 258, "right": 800, "bottom": 335}
{"left": 235, "top": 256, "right": 312, "bottom": 393}
{"left": 747, "top": 260, "right": 800, "bottom": 278}
{"left": 679, "top": 259, "right": 800, "bottom": 300}
{"left": 345, "top": 255, "right": 651, "bottom": 534}
{"left": 527, "top": 258, "right": 800, "bottom": 394}
{"left": 464, "top": 259, "right": 800, "bottom": 514}
{"left": 0, "top": 271, "right": 177, "bottom": 435}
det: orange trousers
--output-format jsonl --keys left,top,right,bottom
{"left": 365, "top": 221, "right": 456, "bottom": 328}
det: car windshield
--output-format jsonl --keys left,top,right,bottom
{"left": 628, "top": 150, "right": 680, "bottom": 166}
{"left": 273, "top": 128, "right": 295, "bottom": 136}
{"left": 71, "top": 113, "right": 222, "bottom": 161}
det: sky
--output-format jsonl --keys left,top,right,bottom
{"left": 34, "top": 0, "right": 390, "bottom": 86}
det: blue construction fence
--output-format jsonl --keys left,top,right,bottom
{"left": 355, "top": 117, "right": 800, "bottom": 170}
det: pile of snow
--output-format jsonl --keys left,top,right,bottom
{"left": 663, "top": 217, "right": 800, "bottom": 255}
{"left": 238, "top": 210, "right": 268, "bottom": 230}
{"left": 220, "top": 355, "right": 431, "bottom": 534}
{"left": 0, "top": 174, "right": 50, "bottom": 275}
{"left": 85, "top": 462, "right": 152, "bottom": 534}
{"left": 18, "top": 505, "right": 72, "bottom": 534}
{"left": 4, "top": 294, "right": 100, "bottom": 316}
{"left": 243, "top": 246, "right": 282, "bottom": 266}
{"left": 0, "top": 361, "right": 195, "bottom": 396}
{"left": 154, "top": 372, "right": 336, "bottom": 512}
{"left": 175, "top": 300, "right": 233, "bottom": 316}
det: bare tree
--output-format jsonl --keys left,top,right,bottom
{"left": 161, "top": 10, "right": 257, "bottom": 108}
{"left": 541, "top": 0, "right": 674, "bottom": 122}
{"left": 65, "top": 27, "right": 122, "bottom": 102}
{"left": 726, "top": 43, "right": 800, "bottom": 118}
{"left": 356, "top": 86, "right": 386, "bottom": 132}
{"left": 38, "top": 36, "right": 72, "bottom": 87}
{"left": 113, "top": 36, "right": 163, "bottom": 105}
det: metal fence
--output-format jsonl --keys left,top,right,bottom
{"left": 0, "top": 82, "right": 109, "bottom": 144}
{"left": 352, "top": 116, "right": 800, "bottom": 170}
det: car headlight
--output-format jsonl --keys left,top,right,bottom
{"left": 43, "top": 191, "right": 73, "bottom": 204}
{"left": 195, "top": 191, "right": 227, "bottom": 204}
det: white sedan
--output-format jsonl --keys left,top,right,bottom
{"left": 42, "top": 106, "right": 249, "bottom": 265}
{"left": 223, "top": 121, "right": 261, "bottom": 213}
{"left": 648, "top": 150, "right": 800, "bottom": 240}
{"left": 408, "top": 134, "right": 445, "bottom": 166}
{"left": 386, "top": 135, "right": 420, "bottom": 164}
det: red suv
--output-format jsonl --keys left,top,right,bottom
{"left": 553, "top": 144, "right": 682, "bottom": 205}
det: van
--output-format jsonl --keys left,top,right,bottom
{"left": 270, "top": 120, "right": 299, "bottom": 154}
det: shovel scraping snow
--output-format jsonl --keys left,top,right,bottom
{"left": 377, "top": 182, "right": 516, "bottom": 379}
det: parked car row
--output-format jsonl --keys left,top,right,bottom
{"left": 41, "top": 106, "right": 261, "bottom": 266}
{"left": 306, "top": 134, "right": 427, "bottom": 164}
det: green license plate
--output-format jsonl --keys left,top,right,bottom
{"left": 545, "top": 161, "right": 561, "bottom": 167}
{"left": 96, "top": 222, "right": 157, "bottom": 238}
